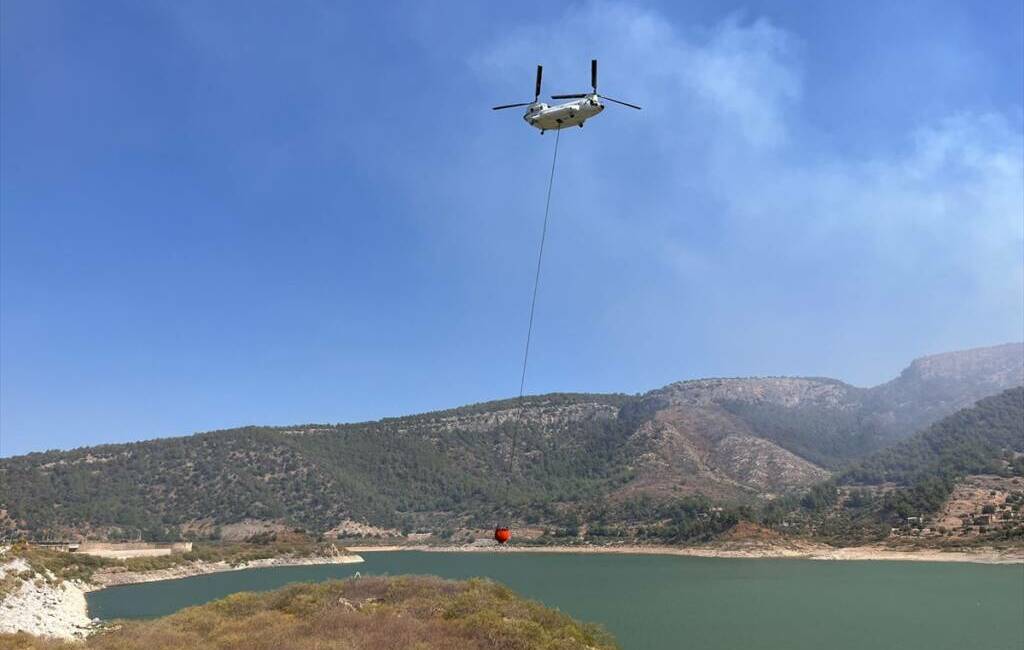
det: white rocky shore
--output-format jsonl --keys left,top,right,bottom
{"left": 0, "top": 557, "right": 97, "bottom": 640}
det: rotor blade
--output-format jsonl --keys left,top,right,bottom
{"left": 492, "top": 102, "right": 532, "bottom": 110}
{"left": 551, "top": 94, "right": 588, "bottom": 99}
{"left": 591, "top": 59, "right": 597, "bottom": 92}
{"left": 535, "top": 65, "right": 543, "bottom": 100}
{"left": 599, "top": 94, "right": 642, "bottom": 110}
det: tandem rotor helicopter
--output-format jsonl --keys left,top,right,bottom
{"left": 492, "top": 59, "right": 641, "bottom": 132}
{"left": 488, "top": 60, "right": 641, "bottom": 548}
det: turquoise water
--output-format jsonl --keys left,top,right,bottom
{"left": 86, "top": 552, "right": 1024, "bottom": 650}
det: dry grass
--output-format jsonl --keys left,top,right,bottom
{"left": 0, "top": 576, "right": 618, "bottom": 650}
{"left": 0, "top": 633, "right": 69, "bottom": 650}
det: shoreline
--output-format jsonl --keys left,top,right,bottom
{"left": 343, "top": 543, "right": 1024, "bottom": 565}
{"left": 0, "top": 553, "right": 363, "bottom": 640}
{"left": 88, "top": 553, "right": 365, "bottom": 589}
{"left": 4, "top": 543, "right": 1021, "bottom": 640}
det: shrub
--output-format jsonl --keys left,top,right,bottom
{"left": 0, "top": 576, "right": 618, "bottom": 650}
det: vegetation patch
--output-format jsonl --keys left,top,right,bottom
{"left": 0, "top": 576, "right": 618, "bottom": 650}
{"left": 788, "top": 388, "right": 1024, "bottom": 544}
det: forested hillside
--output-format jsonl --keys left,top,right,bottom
{"left": 788, "top": 387, "right": 1024, "bottom": 543}
{"left": 841, "top": 386, "right": 1024, "bottom": 516}
{"left": 1, "top": 344, "right": 1020, "bottom": 542}
{"left": 712, "top": 343, "right": 1024, "bottom": 468}
{"left": 0, "top": 394, "right": 634, "bottom": 539}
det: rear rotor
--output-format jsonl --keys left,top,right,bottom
{"left": 550, "top": 59, "right": 642, "bottom": 110}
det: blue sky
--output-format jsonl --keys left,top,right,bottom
{"left": 1, "top": 1, "right": 1022, "bottom": 457}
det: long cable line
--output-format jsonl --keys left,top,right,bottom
{"left": 505, "top": 127, "right": 562, "bottom": 502}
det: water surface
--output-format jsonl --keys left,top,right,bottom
{"left": 87, "top": 552, "right": 1024, "bottom": 650}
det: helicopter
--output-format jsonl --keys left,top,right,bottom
{"left": 492, "top": 59, "right": 641, "bottom": 133}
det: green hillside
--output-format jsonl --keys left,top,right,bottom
{"left": 0, "top": 394, "right": 635, "bottom": 539}
{"left": 787, "top": 387, "right": 1024, "bottom": 543}
{"left": 1, "top": 345, "right": 1020, "bottom": 543}
{"left": 841, "top": 386, "right": 1024, "bottom": 516}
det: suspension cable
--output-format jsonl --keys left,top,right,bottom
{"left": 505, "top": 127, "right": 562, "bottom": 502}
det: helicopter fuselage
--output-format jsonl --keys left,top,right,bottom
{"left": 523, "top": 95, "right": 604, "bottom": 131}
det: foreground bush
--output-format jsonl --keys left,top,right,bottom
{"left": 0, "top": 576, "right": 618, "bottom": 650}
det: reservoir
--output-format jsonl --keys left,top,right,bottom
{"left": 86, "top": 552, "right": 1024, "bottom": 650}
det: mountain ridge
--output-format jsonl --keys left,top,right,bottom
{"left": 1, "top": 342, "right": 1020, "bottom": 540}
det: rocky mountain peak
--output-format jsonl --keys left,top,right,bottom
{"left": 898, "top": 342, "right": 1023, "bottom": 384}
{"left": 649, "top": 376, "right": 856, "bottom": 410}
